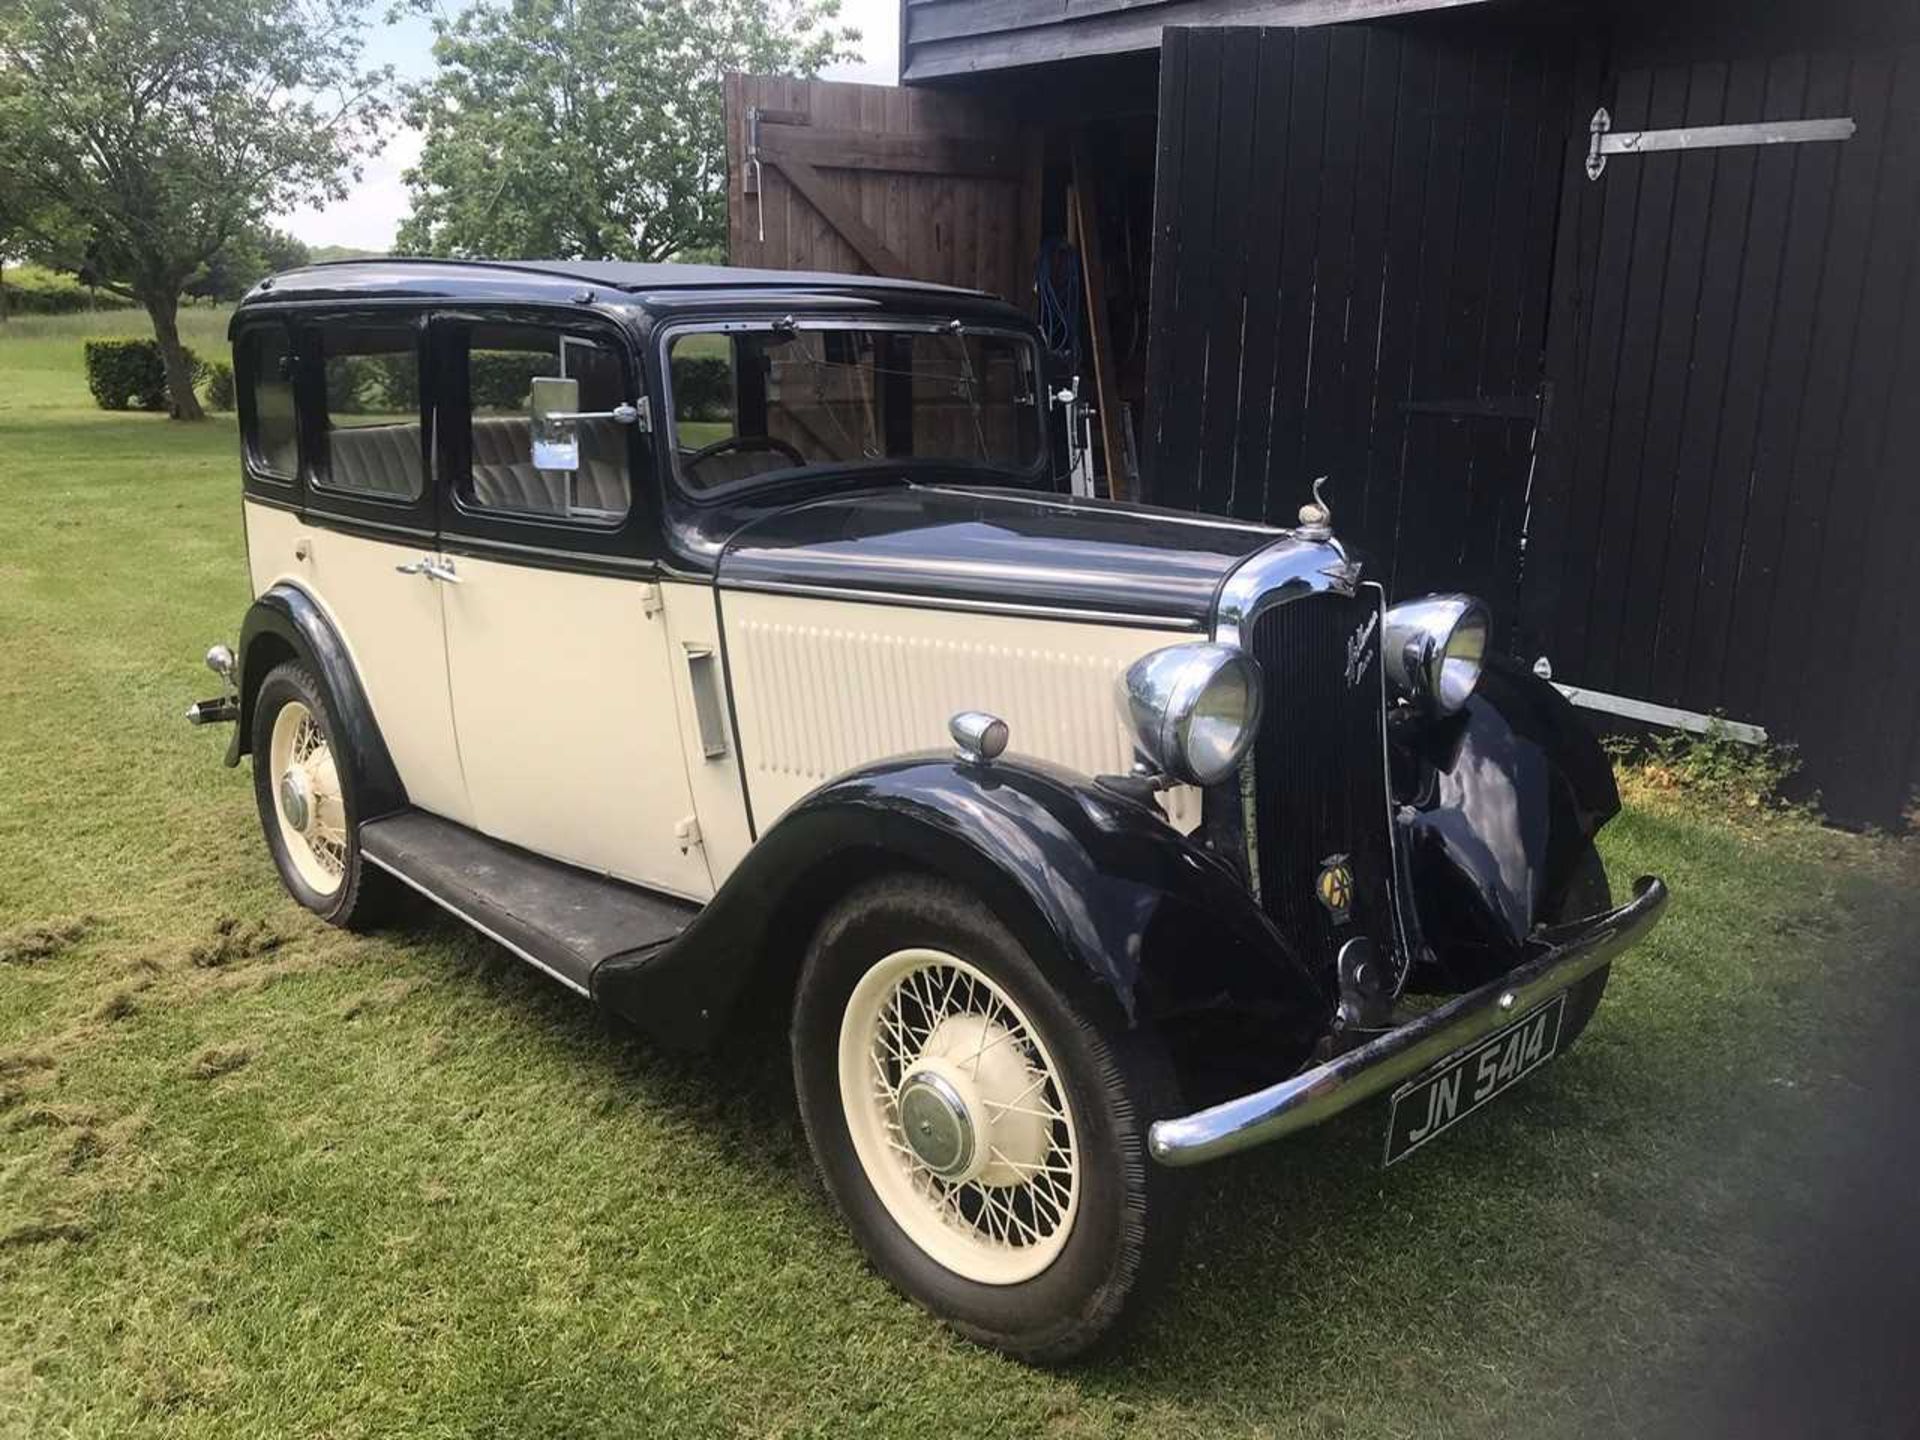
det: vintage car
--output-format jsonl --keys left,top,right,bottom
{"left": 188, "top": 258, "right": 1667, "bottom": 1361}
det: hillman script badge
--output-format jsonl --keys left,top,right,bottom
{"left": 1316, "top": 854, "right": 1355, "bottom": 924}
{"left": 1345, "top": 612, "right": 1378, "bottom": 688}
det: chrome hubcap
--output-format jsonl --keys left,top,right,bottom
{"left": 279, "top": 768, "right": 313, "bottom": 833}
{"left": 897, "top": 1070, "right": 976, "bottom": 1180}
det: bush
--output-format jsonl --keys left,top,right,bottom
{"left": 367, "top": 353, "right": 419, "bottom": 412}
{"left": 1, "top": 264, "right": 136, "bottom": 317}
{"left": 1605, "top": 724, "right": 1802, "bottom": 815}
{"left": 470, "top": 349, "right": 557, "bottom": 411}
{"left": 83, "top": 338, "right": 202, "bottom": 412}
{"left": 324, "top": 354, "right": 375, "bottom": 415}
{"left": 202, "top": 359, "right": 235, "bottom": 412}
{"left": 672, "top": 355, "right": 733, "bottom": 421}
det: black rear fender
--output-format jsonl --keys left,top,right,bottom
{"left": 226, "top": 583, "right": 407, "bottom": 819}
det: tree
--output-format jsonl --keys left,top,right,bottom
{"left": 186, "top": 226, "right": 314, "bottom": 303}
{"left": 396, "top": 0, "right": 856, "bottom": 263}
{"left": 0, "top": 0, "right": 389, "bottom": 417}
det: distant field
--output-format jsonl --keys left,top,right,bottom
{"left": 1, "top": 316, "right": 1916, "bottom": 1437}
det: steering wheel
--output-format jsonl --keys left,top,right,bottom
{"left": 684, "top": 433, "right": 806, "bottom": 478}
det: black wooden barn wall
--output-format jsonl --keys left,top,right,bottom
{"left": 1522, "top": 35, "right": 1920, "bottom": 826}
{"left": 1142, "top": 20, "right": 1576, "bottom": 615}
{"left": 1142, "top": 19, "right": 1920, "bottom": 824}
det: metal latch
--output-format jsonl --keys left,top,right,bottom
{"left": 745, "top": 106, "right": 764, "bottom": 242}
{"left": 640, "top": 583, "right": 664, "bottom": 619}
{"left": 674, "top": 816, "right": 703, "bottom": 854}
{"left": 1586, "top": 106, "right": 1855, "bottom": 180}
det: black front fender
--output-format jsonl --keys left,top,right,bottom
{"left": 226, "top": 583, "right": 407, "bottom": 819}
{"left": 593, "top": 756, "right": 1329, "bottom": 1078}
{"left": 1400, "top": 655, "right": 1621, "bottom": 988}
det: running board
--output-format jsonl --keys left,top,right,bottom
{"left": 358, "top": 811, "right": 699, "bottom": 997}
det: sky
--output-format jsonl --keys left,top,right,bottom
{"left": 281, "top": 0, "right": 901, "bottom": 251}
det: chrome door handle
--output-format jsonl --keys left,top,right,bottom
{"left": 395, "top": 558, "right": 429, "bottom": 575}
{"left": 422, "top": 557, "right": 463, "bottom": 584}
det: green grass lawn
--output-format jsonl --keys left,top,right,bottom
{"left": 1, "top": 321, "right": 1916, "bottom": 1437}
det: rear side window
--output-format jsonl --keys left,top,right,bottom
{"left": 312, "top": 327, "right": 423, "bottom": 501}
{"left": 457, "top": 324, "right": 631, "bottom": 524}
{"left": 238, "top": 329, "right": 299, "bottom": 481}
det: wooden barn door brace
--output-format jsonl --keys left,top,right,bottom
{"left": 1585, "top": 107, "right": 1855, "bottom": 180}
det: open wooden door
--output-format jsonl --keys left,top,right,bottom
{"left": 723, "top": 74, "right": 1037, "bottom": 304}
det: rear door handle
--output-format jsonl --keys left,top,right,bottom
{"left": 423, "top": 557, "right": 463, "bottom": 584}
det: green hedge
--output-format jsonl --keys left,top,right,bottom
{"left": 672, "top": 356, "right": 732, "bottom": 421}
{"left": 202, "top": 359, "right": 235, "bottom": 412}
{"left": 1, "top": 264, "right": 136, "bottom": 317}
{"left": 83, "top": 338, "right": 203, "bottom": 412}
{"left": 470, "top": 350, "right": 557, "bottom": 411}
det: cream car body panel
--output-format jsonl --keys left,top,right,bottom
{"left": 438, "top": 556, "right": 714, "bottom": 899}
{"left": 244, "top": 500, "right": 474, "bottom": 826}
{"left": 657, "top": 582, "right": 756, "bottom": 883}
{"left": 718, "top": 588, "right": 1202, "bottom": 838}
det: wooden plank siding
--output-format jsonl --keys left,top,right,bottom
{"left": 1142, "top": 22, "right": 1576, "bottom": 614}
{"left": 724, "top": 74, "right": 1028, "bottom": 303}
{"left": 1521, "top": 41, "right": 1920, "bottom": 824}
{"left": 901, "top": 0, "right": 1488, "bottom": 81}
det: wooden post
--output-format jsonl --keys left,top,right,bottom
{"left": 1071, "top": 135, "right": 1132, "bottom": 501}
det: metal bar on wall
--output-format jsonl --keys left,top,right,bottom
{"left": 1586, "top": 108, "right": 1855, "bottom": 179}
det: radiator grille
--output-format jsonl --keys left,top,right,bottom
{"left": 1244, "top": 586, "right": 1399, "bottom": 983}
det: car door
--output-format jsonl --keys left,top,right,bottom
{"left": 431, "top": 313, "right": 714, "bottom": 901}
{"left": 274, "top": 313, "right": 474, "bottom": 827}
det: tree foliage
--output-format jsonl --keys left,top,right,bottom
{"left": 0, "top": 0, "right": 389, "bottom": 416}
{"left": 185, "top": 225, "right": 314, "bottom": 302}
{"left": 397, "top": 0, "right": 857, "bottom": 263}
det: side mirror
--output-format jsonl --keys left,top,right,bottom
{"left": 530, "top": 375, "right": 580, "bottom": 471}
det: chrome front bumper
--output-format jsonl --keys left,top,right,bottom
{"left": 1148, "top": 876, "right": 1670, "bottom": 1167}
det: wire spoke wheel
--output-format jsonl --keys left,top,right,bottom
{"left": 838, "top": 947, "right": 1081, "bottom": 1285}
{"left": 268, "top": 698, "right": 346, "bottom": 897}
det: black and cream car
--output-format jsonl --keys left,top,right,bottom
{"left": 189, "top": 259, "right": 1667, "bottom": 1361}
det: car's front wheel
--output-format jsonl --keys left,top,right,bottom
{"left": 250, "top": 660, "right": 388, "bottom": 929}
{"left": 791, "top": 875, "right": 1188, "bottom": 1363}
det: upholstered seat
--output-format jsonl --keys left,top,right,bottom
{"left": 323, "top": 416, "right": 631, "bottom": 516}
{"left": 470, "top": 416, "right": 629, "bottom": 516}
{"left": 326, "top": 423, "right": 422, "bottom": 497}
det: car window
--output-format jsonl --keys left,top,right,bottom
{"left": 665, "top": 325, "right": 1044, "bottom": 492}
{"left": 311, "top": 327, "right": 423, "bottom": 501}
{"left": 458, "top": 324, "right": 631, "bottom": 524}
{"left": 238, "top": 328, "right": 299, "bottom": 481}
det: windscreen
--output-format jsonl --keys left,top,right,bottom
{"left": 666, "top": 325, "right": 1044, "bottom": 491}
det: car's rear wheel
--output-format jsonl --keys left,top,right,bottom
{"left": 251, "top": 660, "right": 389, "bottom": 929}
{"left": 1553, "top": 845, "right": 1612, "bottom": 1049}
{"left": 791, "top": 875, "right": 1188, "bottom": 1363}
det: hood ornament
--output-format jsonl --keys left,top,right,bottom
{"left": 1295, "top": 476, "right": 1335, "bottom": 541}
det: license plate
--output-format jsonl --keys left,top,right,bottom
{"left": 1383, "top": 994, "right": 1567, "bottom": 1167}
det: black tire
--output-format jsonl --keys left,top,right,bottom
{"left": 791, "top": 875, "right": 1189, "bottom": 1363}
{"left": 1552, "top": 845, "right": 1612, "bottom": 1049}
{"left": 250, "top": 660, "right": 391, "bottom": 930}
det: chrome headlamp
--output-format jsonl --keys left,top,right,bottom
{"left": 1118, "top": 643, "right": 1263, "bottom": 785}
{"left": 1383, "top": 594, "right": 1490, "bottom": 715}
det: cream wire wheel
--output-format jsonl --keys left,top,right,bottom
{"left": 837, "top": 947, "right": 1081, "bottom": 1285}
{"left": 267, "top": 698, "right": 347, "bottom": 897}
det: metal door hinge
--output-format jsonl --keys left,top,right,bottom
{"left": 640, "top": 583, "right": 664, "bottom": 618}
{"left": 1586, "top": 106, "right": 1854, "bottom": 181}
{"left": 674, "top": 816, "right": 703, "bottom": 854}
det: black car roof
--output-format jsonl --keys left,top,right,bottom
{"left": 242, "top": 257, "right": 1013, "bottom": 314}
